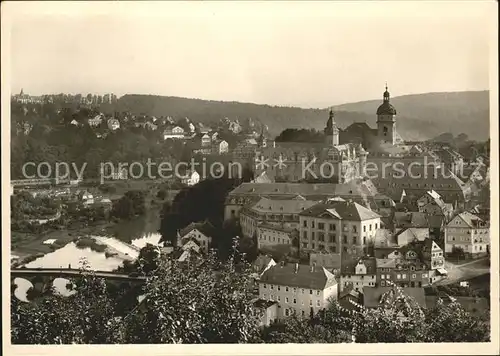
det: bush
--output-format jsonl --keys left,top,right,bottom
{"left": 75, "top": 238, "right": 107, "bottom": 253}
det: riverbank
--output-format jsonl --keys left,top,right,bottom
{"left": 11, "top": 183, "right": 176, "bottom": 265}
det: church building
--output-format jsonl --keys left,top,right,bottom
{"left": 253, "top": 109, "right": 368, "bottom": 184}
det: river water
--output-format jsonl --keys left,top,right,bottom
{"left": 13, "top": 211, "right": 163, "bottom": 301}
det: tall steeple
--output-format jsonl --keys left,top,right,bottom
{"left": 376, "top": 83, "right": 397, "bottom": 145}
{"left": 383, "top": 82, "right": 390, "bottom": 102}
{"left": 325, "top": 108, "right": 339, "bottom": 146}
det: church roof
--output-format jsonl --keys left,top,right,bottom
{"left": 376, "top": 101, "right": 397, "bottom": 115}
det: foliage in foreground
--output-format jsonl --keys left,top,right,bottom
{"left": 11, "top": 247, "right": 490, "bottom": 344}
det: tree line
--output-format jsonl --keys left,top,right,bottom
{"left": 11, "top": 246, "right": 490, "bottom": 344}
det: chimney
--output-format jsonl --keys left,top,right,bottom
{"left": 294, "top": 263, "right": 299, "bottom": 273}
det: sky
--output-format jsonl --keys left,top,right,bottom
{"left": 5, "top": 1, "right": 494, "bottom": 108}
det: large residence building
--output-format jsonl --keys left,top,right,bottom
{"left": 258, "top": 262, "right": 338, "bottom": 320}
{"left": 444, "top": 211, "right": 490, "bottom": 258}
{"left": 223, "top": 180, "right": 380, "bottom": 221}
{"left": 299, "top": 200, "right": 381, "bottom": 256}
{"left": 239, "top": 196, "right": 318, "bottom": 239}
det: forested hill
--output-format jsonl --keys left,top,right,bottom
{"left": 99, "top": 90, "right": 489, "bottom": 141}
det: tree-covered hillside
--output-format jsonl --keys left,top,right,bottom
{"left": 99, "top": 91, "right": 489, "bottom": 141}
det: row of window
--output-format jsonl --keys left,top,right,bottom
{"left": 259, "top": 234, "right": 290, "bottom": 244}
{"left": 302, "top": 221, "right": 378, "bottom": 232}
{"left": 263, "top": 294, "right": 322, "bottom": 307}
{"left": 262, "top": 284, "right": 321, "bottom": 296}
{"left": 302, "top": 231, "right": 368, "bottom": 245}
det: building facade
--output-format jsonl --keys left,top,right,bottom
{"left": 445, "top": 212, "right": 489, "bottom": 258}
{"left": 258, "top": 263, "right": 338, "bottom": 319}
{"left": 299, "top": 200, "right": 381, "bottom": 256}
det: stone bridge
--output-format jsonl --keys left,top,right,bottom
{"left": 11, "top": 268, "right": 146, "bottom": 301}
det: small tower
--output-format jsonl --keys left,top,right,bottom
{"left": 324, "top": 108, "right": 339, "bottom": 147}
{"left": 376, "top": 83, "right": 397, "bottom": 145}
{"left": 257, "top": 125, "right": 267, "bottom": 148}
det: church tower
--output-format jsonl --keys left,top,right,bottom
{"left": 376, "top": 84, "right": 397, "bottom": 145}
{"left": 325, "top": 108, "right": 339, "bottom": 146}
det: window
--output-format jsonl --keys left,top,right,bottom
{"left": 312, "top": 221, "right": 315, "bottom": 228}
{"left": 352, "top": 236, "right": 356, "bottom": 244}
{"left": 301, "top": 289, "right": 304, "bottom": 294}
{"left": 402, "top": 274, "right": 407, "bottom": 279}
{"left": 369, "top": 224, "right": 372, "bottom": 231}
{"left": 303, "top": 220, "right": 307, "bottom": 228}
{"left": 277, "top": 286, "right": 280, "bottom": 291}
{"left": 363, "top": 236, "right": 366, "bottom": 244}
{"left": 352, "top": 225, "right": 357, "bottom": 233}
{"left": 263, "top": 284, "right": 267, "bottom": 289}
{"left": 329, "top": 224, "right": 335, "bottom": 231}
{"left": 363, "top": 225, "right": 366, "bottom": 233}
{"left": 263, "top": 294, "right": 266, "bottom": 299}
{"left": 343, "top": 235, "right": 347, "bottom": 243}
{"left": 316, "top": 300, "right": 321, "bottom": 307}
{"left": 285, "top": 287, "right": 289, "bottom": 292}
{"left": 285, "top": 297, "right": 289, "bottom": 303}
{"left": 270, "top": 295, "right": 274, "bottom": 300}
{"left": 397, "top": 274, "right": 401, "bottom": 279}
{"left": 303, "top": 231, "right": 307, "bottom": 239}
{"left": 293, "top": 298, "right": 297, "bottom": 304}
{"left": 412, "top": 274, "right": 416, "bottom": 279}
{"left": 309, "top": 300, "right": 313, "bottom": 306}
{"left": 310, "top": 289, "right": 313, "bottom": 295}
{"left": 316, "top": 290, "right": 320, "bottom": 296}
{"left": 422, "top": 273, "right": 428, "bottom": 278}
{"left": 277, "top": 296, "right": 280, "bottom": 301}
{"left": 285, "top": 309, "right": 290, "bottom": 317}
{"left": 318, "top": 223, "right": 325, "bottom": 230}
{"left": 293, "top": 288, "right": 297, "bottom": 293}
{"left": 381, "top": 275, "right": 385, "bottom": 279}
{"left": 270, "top": 285, "right": 274, "bottom": 290}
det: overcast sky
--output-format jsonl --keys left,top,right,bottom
{"left": 6, "top": 1, "right": 494, "bottom": 108}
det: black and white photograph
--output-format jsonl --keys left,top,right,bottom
{"left": 1, "top": 1, "right": 498, "bottom": 354}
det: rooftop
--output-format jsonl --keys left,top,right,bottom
{"left": 259, "top": 263, "right": 337, "bottom": 290}
{"left": 300, "top": 200, "right": 380, "bottom": 221}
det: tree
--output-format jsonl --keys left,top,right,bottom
{"left": 11, "top": 263, "right": 123, "bottom": 344}
{"left": 156, "top": 189, "right": 167, "bottom": 200}
{"left": 121, "top": 244, "right": 262, "bottom": 343}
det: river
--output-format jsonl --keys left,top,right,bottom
{"left": 13, "top": 210, "right": 163, "bottom": 301}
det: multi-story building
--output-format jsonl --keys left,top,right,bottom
{"left": 417, "top": 190, "right": 454, "bottom": 222}
{"left": 177, "top": 221, "right": 214, "bottom": 254}
{"left": 258, "top": 262, "right": 338, "bottom": 319}
{"left": 445, "top": 211, "right": 490, "bottom": 258}
{"left": 257, "top": 224, "right": 296, "bottom": 249}
{"left": 298, "top": 200, "right": 381, "bottom": 255}
{"left": 339, "top": 257, "right": 377, "bottom": 292}
{"left": 239, "top": 196, "right": 318, "bottom": 239}
{"left": 163, "top": 126, "right": 185, "bottom": 140}
{"left": 223, "top": 180, "right": 379, "bottom": 221}
{"left": 254, "top": 110, "right": 368, "bottom": 184}
{"left": 375, "top": 237, "right": 445, "bottom": 287}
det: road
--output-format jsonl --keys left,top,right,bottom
{"left": 434, "top": 257, "right": 490, "bottom": 286}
